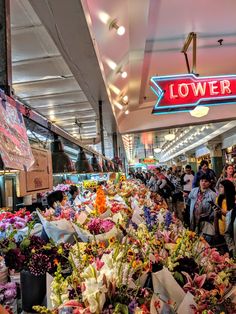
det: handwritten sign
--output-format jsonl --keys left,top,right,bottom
{"left": 17, "top": 147, "right": 53, "bottom": 196}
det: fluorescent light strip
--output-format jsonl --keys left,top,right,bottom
{"left": 160, "top": 121, "right": 236, "bottom": 162}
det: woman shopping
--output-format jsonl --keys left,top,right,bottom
{"left": 216, "top": 164, "right": 236, "bottom": 190}
{"left": 189, "top": 174, "right": 217, "bottom": 243}
{"left": 214, "top": 180, "right": 235, "bottom": 253}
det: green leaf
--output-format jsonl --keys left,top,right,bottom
{"left": 174, "top": 271, "right": 184, "bottom": 284}
{"left": 8, "top": 241, "right": 17, "bottom": 250}
{"left": 20, "top": 238, "right": 30, "bottom": 249}
{"left": 114, "top": 303, "right": 129, "bottom": 314}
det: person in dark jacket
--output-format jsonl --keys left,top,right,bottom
{"left": 192, "top": 160, "right": 217, "bottom": 189}
{"left": 47, "top": 190, "right": 67, "bottom": 208}
{"left": 68, "top": 185, "right": 79, "bottom": 205}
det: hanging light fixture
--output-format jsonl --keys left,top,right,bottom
{"left": 165, "top": 131, "right": 175, "bottom": 141}
{"left": 102, "top": 159, "right": 108, "bottom": 172}
{"left": 51, "top": 135, "right": 74, "bottom": 173}
{"left": 109, "top": 18, "right": 125, "bottom": 36}
{"left": 91, "top": 154, "right": 103, "bottom": 173}
{"left": 117, "top": 70, "right": 127, "bottom": 78}
{"left": 154, "top": 147, "right": 161, "bottom": 153}
{"left": 190, "top": 106, "right": 209, "bottom": 118}
{"left": 75, "top": 147, "right": 93, "bottom": 173}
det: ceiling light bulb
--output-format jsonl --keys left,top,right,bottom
{"left": 117, "top": 25, "right": 125, "bottom": 36}
{"left": 123, "top": 95, "right": 128, "bottom": 102}
{"left": 125, "top": 109, "right": 129, "bottom": 115}
{"left": 109, "top": 19, "right": 125, "bottom": 36}
{"left": 190, "top": 106, "right": 209, "bottom": 118}
{"left": 121, "top": 71, "right": 127, "bottom": 78}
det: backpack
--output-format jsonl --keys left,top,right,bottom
{"left": 164, "top": 176, "right": 175, "bottom": 192}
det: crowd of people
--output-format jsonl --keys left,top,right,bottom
{"left": 130, "top": 160, "right": 236, "bottom": 258}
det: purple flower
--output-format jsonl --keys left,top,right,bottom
{"left": 165, "top": 211, "right": 172, "bottom": 229}
{"left": 4, "top": 288, "right": 17, "bottom": 300}
{"left": 87, "top": 218, "right": 114, "bottom": 234}
{"left": 128, "top": 299, "right": 139, "bottom": 314}
{"left": 28, "top": 253, "right": 51, "bottom": 276}
{"left": 4, "top": 283, "right": 16, "bottom": 289}
{"left": 14, "top": 221, "right": 25, "bottom": 229}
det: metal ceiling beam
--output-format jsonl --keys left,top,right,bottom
{"left": 11, "top": 23, "right": 43, "bottom": 32}
{"left": 13, "top": 75, "right": 74, "bottom": 86}
{"left": 40, "top": 108, "right": 94, "bottom": 115}
{"left": 19, "top": 90, "right": 82, "bottom": 100}
{"left": 12, "top": 55, "right": 61, "bottom": 65}
{"left": 29, "top": 100, "right": 91, "bottom": 109}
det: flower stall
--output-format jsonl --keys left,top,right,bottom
{"left": 0, "top": 180, "right": 235, "bottom": 313}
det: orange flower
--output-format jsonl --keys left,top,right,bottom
{"left": 53, "top": 258, "right": 59, "bottom": 266}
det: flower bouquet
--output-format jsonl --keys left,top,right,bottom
{"left": 73, "top": 217, "right": 120, "bottom": 243}
{"left": 37, "top": 205, "right": 75, "bottom": 244}
{"left": 0, "top": 209, "right": 32, "bottom": 238}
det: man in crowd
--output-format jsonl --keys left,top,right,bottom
{"left": 192, "top": 160, "right": 217, "bottom": 189}
{"left": 181, "top": 165, "right": 195, "bottom": 226}
{"left": 181, "top": 165, "right": 194, "bottom": 195}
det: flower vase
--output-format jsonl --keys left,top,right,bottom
{"left": 20, "top": 270, "right": 46, "bottom": 312}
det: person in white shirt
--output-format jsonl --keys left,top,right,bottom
{"left": 181, "top": 165, "right": 194, "bottom": 195}
{"left": 181, "top": 165, "right": 195, "bottom": 226}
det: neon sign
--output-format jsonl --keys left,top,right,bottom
{"left": 150, "top": 74, "right": 236, "bottom": 114}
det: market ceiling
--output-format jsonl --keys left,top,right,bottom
{"left": 28, "top": 0, "right": 236, "bottom": 131}
{"left": 14, "top": 0, "right": 236, "bottom": 160}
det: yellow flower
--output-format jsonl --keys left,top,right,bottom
{"left": 82, "top": 255, "right": 88, "bottom": 262}
{"left": 57, "top": 247, "right": 63, "bottom": 255}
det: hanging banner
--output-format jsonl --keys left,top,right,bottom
{"left": 150, "top": 74, "right": 236, "bottom": 114}
{"left": 0, "top": 91, "right": 34, "bottom": 170}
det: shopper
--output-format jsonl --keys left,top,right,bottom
{"left": 181, "top": 165, "right": 194, "bottom": 195}
{"left": 225, "top": 206, "right": 236, "bottom": 257}
{"left": 181, "top": 165, "right": 194, "bottom": 226}
{"left": 216, "top": 180, "right": 235, "bottom": 234}
{"left": 135, "top": 169, "right": 146, "bottom": 183}
{"left": 192, "top": 160, "right": 217, "bottom": 189}
{"left": 155, "top": 167, "right": 168, "bottom": 196}
{"left": 47, "top": 190, "right": 67, "bottom": 208}
{"left": 68, "top": 185, "right": 79, "bottom": 205}
{"left": 216, "top": 164, "right": 236, "bottom": 190}
{"left": 169, "top": 171, "right": 183, "bottom": 218}
{"left": 189, "top": 175, "right": 217, "bottom": 241}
